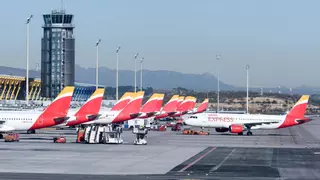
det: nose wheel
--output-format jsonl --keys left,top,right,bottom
{"left": 247, "top": 131, "right": 253, "bottom": 136}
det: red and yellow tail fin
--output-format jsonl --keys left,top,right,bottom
{"left": 74, "top": 88, "right": 105, "bottom": 118}
{"left": 112, "top": 91, "right": 145, "bottom": 123}
{"left": 42, "top": 86, "right": 75, "bottom": 117}
{"left": 111, "top": 92, "right": 134, "bottom": 111}
{"left": 196, "top": 98, "right": 209, "bottom": 113}
{"left": 279, "top": 95, "right": 310, "bottom": 128}
{"left": 30, "top": 86, "right": 75, "bottom": 130}
{"left": 188, "top": 97, "right": 197, "bottom": 111}
{"left": 287, "top": 95, "right": 309, "bottom": 118}
{"left": 155, "top": 94, "right": 165, "bottom": 112}
{"left": 162, "top": 95, "right": 179, "bottom": 112}
{"left": 176, "top": 96, "right": 185, "bottom": 110}
{"left": 177, "top": 96, "right": 195, "bottom": 111}
{"left": 140, "top": 93, "right": 164, "bottom": 113}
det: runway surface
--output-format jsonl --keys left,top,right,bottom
{"left": 0, "top": 118, "right": 319, "bottom": 179}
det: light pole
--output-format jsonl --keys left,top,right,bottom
{"left": 246, "top": 64, "right": 250, "bottom": 114}
{"left": 216, "top": 54, "right": 220, "bottom": 113}
{"left": 134, "top": 53, "right": 139, "bottom": 92}
{"left": 116, "top": 46, "right": 121, "bottom": 101}
{"left": 26, "top": 15, "right": 33, "bottom": 104}
{"left": 95, "top": 39, "right": 101, "bottom": 89}
{"left": 140, "top": 57, "right": 144, "bottom": 91}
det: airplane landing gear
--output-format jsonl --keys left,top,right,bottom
{"left": 247, "top": 131, "right": 253, "bottom": 136}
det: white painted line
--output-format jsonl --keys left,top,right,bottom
{"left": 314, "top": 152, "right": 320, "bottom": 155}
{"left": 210, "top": 149, "right": 236, "bottom": 171}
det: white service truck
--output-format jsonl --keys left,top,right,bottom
{"left": 127, "top": 118, "right": 153, "bottom": 130}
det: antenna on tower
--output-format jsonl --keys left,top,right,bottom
{"left": 61, "top": 0, "right": 64, "bottom": 11}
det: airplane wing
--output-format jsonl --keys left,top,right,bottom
{"left": 242, "top": 121, "right": 279, "bottom": 128}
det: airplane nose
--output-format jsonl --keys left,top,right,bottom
{"left": 185, "top": 119, "right": 191, "bottom": 125}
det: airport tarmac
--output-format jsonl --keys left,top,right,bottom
{"left": 0, "top": 118, "right": 319, "bottom": 179}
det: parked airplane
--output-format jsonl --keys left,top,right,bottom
{"left": 0, "top": 86, "right": 75, "bottom": 138}
{"left": 154, "top": 95, "right": 179, "bottom": 119}
{"left": 185, "top": 95, "right": 311, "bottom": 136}
{"left": 86, "top": 91, "right": 145, "bottom": 124}
{"left": 138, "top": 93, "right": 165, "bottom": 118}
{"left": 57, "top": 88, "right": 105, "bottom": 127}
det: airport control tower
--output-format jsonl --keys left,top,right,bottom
{"left": 41, "top": 9, "right": 75, "bottom": 98}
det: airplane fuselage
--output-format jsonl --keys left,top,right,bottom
{"left": 185, "top": 113, "right": 286, "bottom": 130}
{"left": 0, "top": 111, "right": 65, "bottom": 132}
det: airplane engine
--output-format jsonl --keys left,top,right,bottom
{"left": 215, "top": 128, "right": 229, "bottom": 132}
{"left": 229, "top": 125, "right": 243, "bottom": 133}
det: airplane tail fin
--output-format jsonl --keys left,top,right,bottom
{"left": 279, "top": 95, "right": 310, "bottom": 128}
{"left": 155, "top": 94, "right": 165, "bottom": 112}
{"left": 161, "top": 95, "right": 179, "bottom": 112}
{"left": 177, "top": 96, "right": 196, "bottom": 112}
{"left": 74, "top": 88, "right": 105, "bottom": 120}
{"left": 30, "top": 86, "right": 75, "bottom": 130}
{"left": 112, "top": 91, "right": 145, "bottom": 123}
{"left": 175, "top": 96, "right": 185, "bottom": 110}
{"left": 111, "top": 92, "right": 134, "bottom": 111}
{"left": 195, "top": 98, "right": 209, "bottom": 113}
{"left": 41, "top": 86, "right": 75, "bottom": 117}
{"left": 188, "top": 97, "right": 197, "bottom": 111}
{"left": 140, "top": 93, "right": 164, "bottom": 113}
{"left": 287, "top": 95, "right": 310, "bottom": 118}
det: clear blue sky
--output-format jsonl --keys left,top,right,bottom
{"left": 0, "top": 0, "right": 319, "bottom": 88}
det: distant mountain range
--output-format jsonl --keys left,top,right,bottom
{"left": 0, "top": 65, "right": 319, "bottom": 95}
{"left": 75, "top": 65, "right": 234, "bottom": 91}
